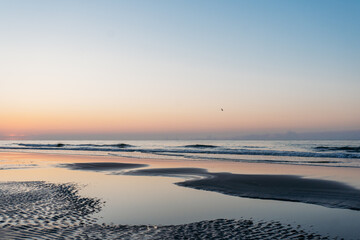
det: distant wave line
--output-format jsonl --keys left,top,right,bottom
{"left": 1, "top": 145, "right": 360, "bottom": 159}
{"left": 314, "top": 146, "right": 360, "bottom": 153}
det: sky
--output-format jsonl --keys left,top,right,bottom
{"left": 1, "top": 0, "right": 360, "bottom": 140}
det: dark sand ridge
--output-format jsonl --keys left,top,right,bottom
{"left": 125, "top": 167, "right": 360, "bottom": 211}
{"left": 58, "top": 163, "right": 360, "bottom": 211}
{"left": 59, "top": 162, "right": 148, "bottom": 171}
{"left": 0, "top": 181, "right": 333, "bottom": 239}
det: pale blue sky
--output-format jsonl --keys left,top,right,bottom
{"left": 1, "top": 0, "right": 359, "bottom": 139}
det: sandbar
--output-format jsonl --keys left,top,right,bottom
{"left": 126, "top": 167, "right": 360, "bottom": 211}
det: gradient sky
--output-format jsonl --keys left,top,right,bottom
{"left": 1, "top": 0, "right": 360, "bottom": 139}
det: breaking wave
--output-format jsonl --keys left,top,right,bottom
{"left": 17, "top": 143, "right": 133, "bottom": 148}
{"left": 1, "top": 143, "right": 360, "bottom": 160}
{"left": 183, "top": 144, "right": 218, "bottom": 148}
{"left": 314, "top": 146, "right": 360, "bottom": 153}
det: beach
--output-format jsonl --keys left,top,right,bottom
{"left": 1, "top": 141, "right": 360, "bottom": 239}
{"left": 2, "top": 0, "right": 360, "bottom": 238}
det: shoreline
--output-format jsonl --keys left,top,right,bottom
{"left": 1, "top": 151, "right": 360, "bottom": 239}
{"left": 1, "top": 150, "right": 360, "bottom": 186}
{"left": 0, "top": 181, "right": 333, "bottom": 239}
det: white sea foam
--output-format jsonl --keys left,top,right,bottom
{"left": 0, "top": 140, "right": 359, "bottom": 167}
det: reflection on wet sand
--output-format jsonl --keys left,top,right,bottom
{"left": 125, "top": 167, "right": 360, "bottom": 211}
{"left": 0, "top": 181, "right": 331, "bottom": 240}
{"left": 1, "top": 152, "right": 360, "bottom": 239}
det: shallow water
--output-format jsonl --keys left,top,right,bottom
{"left": 1, "top": 152, "right": 360, "bottom": 239}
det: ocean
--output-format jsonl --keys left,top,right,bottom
{"left": 1, "top": 140, "right": 359, "bottom": 168}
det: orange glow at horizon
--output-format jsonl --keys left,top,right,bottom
{"left": 1, "top": 1, "right": 360, "bottom": 140}
{"left": 1, "top": 104, "right": 359, "bottom": 137}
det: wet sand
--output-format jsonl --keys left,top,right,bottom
{"left": 1, "top": 151, "right": 359, "bottom": 239}
{"left": 0, "top": 181, "right": 331, "bottom": 239}
{"left": 125, "top": 167, "right": 360, "bottom": 210}
{"left": 59, "top": 162, "right": 360, "bottom": 210}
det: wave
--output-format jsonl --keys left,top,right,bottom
{"left": 152, "top": 153, "right": 348, "bottom": 167}
{"left": 17, "top": 143, "right": 133, "bottom": 148}
{"left": 183, "top": 144, "right": 218, "bottom": 148}
{"left": 18, "top": 143, "right": 66, "bottom": 147}
{"left": 242, "top": 146, "right": 264, "bottom": 149}
{"left": 183, "top": 144, "right": 264, "bottom": 149}
{"left": 167, "top": 148, "right": 360, "bottom": 159}
{"left": 314, "top": 146, "right": 360, "bottom": 153}
{"left": 1, "top": 144, "right": 360, "bottom": 159}
{"left": 77, "top": 143, "right": 134, "bottom": 148}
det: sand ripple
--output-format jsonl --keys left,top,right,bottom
{"left": 0, "top": 181, "right": 336, "bottom": 239}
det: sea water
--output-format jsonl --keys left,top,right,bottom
{"left": 1, "top": 140, "right": 359, "bottom": 167}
